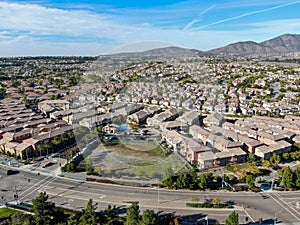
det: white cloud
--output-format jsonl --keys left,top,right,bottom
{"left": 183, "top": 4, "right": 216, "bottom": 31}
{"left": 0, "top": 35, "right": 112, "bottom": 56}
{"left": 0, "top": 1, "right": 300, "bottom": 56}
{"left": 192, "top": 0, "right": 300, "bottom": 30}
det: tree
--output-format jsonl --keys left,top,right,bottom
{"left": 176, "top": 173, "right": 190, "bottom": 189}
{"left": 36, "top": 144, "right": 44, "bottom": 158}
{"left": 275, "top": 154, "right": 281, "bottom": 165}
{"left": 270, "top": 153, "right": 281, "bottom": 167}
{"left": 52, "top": 136, "right": 62, "bottom": 149}
{"left": 248, "top": 164, "right": 259, "bottom": 175}
{"left": 212, "top": 197, "right": 221, "bottom": 207}
{"left": 189, "top": 168, "right": 199, "bottom": 190}
{"left": 11, "top": 212, "right": 33, "bottom": 225}
{"left": 67, "top": 214, "right": 79, "bottom": 225}
{"left": 279, "top": 88, "right": 286, "bottom": 93}
{"left": 295, "top": 168, "right": 300, "bottom": 188}
{"left": 290, "top": 151, "right": 300, "bottom": 160}
{"left": 247, "top": 153, "right": 255, "bottom": 162}
{"left": 103, "top": 205, "right": 117, "bottom": 225}
{"left": 282, "top": 153, "right": 290, "bottom": 161}
{"left": 246, "top": 174, "right": 255, "bottom": 188}
{"left": 162, "top": 176, "right": 175, "bottom": 188}
{"left": 262, "top": 160, "right": 272, "bottom": 168}
{"left": 281, "top": 166, "right": 294, "bottom": 189}
{"left": 32, "top": 192, "right": 55, "bottom": 225}
{"left": 198, "top": 173, "right": 212, "bottom": 190}
{"left": 86, "top": 159, "right": 95, "bottom": 175}
{"left": 63, "top": 161, "right": 77, "bottom": 172}
{"left": 125, "top": 202, "right": 140, "bottom": 225}
{"left": 79, "top": 199, "right": 99, "bottom": 225}
{"left": 174, "top": 217, "right": 181, "bottom": 225}
{"left": 225, "top": 211, "right": 239, "bottom": 225}
{"left": 140, "top": 209, "right": 156, "bottom": 225}
{"left": 198, "top": 174, "right": 208, "bottom": 190}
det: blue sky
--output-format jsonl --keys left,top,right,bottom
{"left": 1, "top": 0, "right": 300, "bottom": 56}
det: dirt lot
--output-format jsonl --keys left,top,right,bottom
{"left": 85, "top": 141, "right": 188, "bottom": 180}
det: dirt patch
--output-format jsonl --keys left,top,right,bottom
{"left": 84, "top": 142, "right": 187, "bottom": 180}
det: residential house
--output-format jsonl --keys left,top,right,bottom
{"left": 214, "top": 147, "right": 247, "bottom": 166}
{"left": 203, "top": 112, "right": 225, "bottom": 127}
{"left": 163, "top": 130, "right": 183, "bottom": 152}
{"left": 178, "top": 111, "right": 200, "bottom": 126}
{"left": 197, "top": 150, "right": 216, "bottom": 169}
{"left": 128, "top": 110, "right": 149, "bottom": 124}
{"left": 255, "top": 140, "right": 292, "bottom": 160}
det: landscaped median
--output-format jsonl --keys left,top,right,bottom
{"left": 186, "top": 197, "right": 234, "bottom": 209}
{"left": 186, "top": 202, "right": 234, "bottom": 209}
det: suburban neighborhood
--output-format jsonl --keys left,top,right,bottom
{"left": 0, "top": 55, "right": 300, "bottom": 170}
{"left": 0, "top": 53, "right": 300, "bottom": 225}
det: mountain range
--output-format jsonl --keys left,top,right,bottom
{"left": 207, "top": 34, "right": 300, "bottom": 56}
{"left": 109, "top": 34, "right": 300, "bottom": 57}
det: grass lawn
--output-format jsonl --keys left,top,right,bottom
{"left": 0, "top": 208, "right": 18, "bottom": 218}
{"left": 86, "top": 139, "right": 189, "bottom": 180}
{"left": 118, "top": 154, "right": 188, "bottom": 179}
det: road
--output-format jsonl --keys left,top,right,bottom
{"left": 0, "top": 164, "right": 300, "bottom": 224}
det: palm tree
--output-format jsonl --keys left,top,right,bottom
{"left": 51, "top": 136, "right": 62, "bottom": 150}
{"left": 68, "top": 132, "right": 75, "bottom": 144}
{"left": 44, "top": 141, "right": 52, "bottom": 157}
{"left": 36, "top": 144, "right": 44, "bottom": 158}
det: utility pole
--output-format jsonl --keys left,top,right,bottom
{"left": 222, "top": 175, "right": 224, "bottom": 190}
{"left": 157, "top": 178, "right": 160, "bottom": 205}
{"left": 271, "top": 172, "right": 275, "bottom": 191}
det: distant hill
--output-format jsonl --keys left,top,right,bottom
{"left": 207, "top": 34, "right": 300, "bottom": 56}
{"left": 106, "top": 46, "right": 197, "bottom": 57}
{"left": 141, "top": 46, "right": 195, "bottom": 56}
{"left": 105, "top": 34, "right": 300, "bottom": 57}
{"left": 261, "top": 34, "right": 300, "bottom": 53}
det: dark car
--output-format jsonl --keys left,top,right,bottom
{"left": 6, "top": 170, "right": 19, "bottom": 175}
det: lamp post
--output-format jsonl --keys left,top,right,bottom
{"left": 157, "top": 177, "right": 160, "bottom": 205}
{"left": 1, "top": 196, "right": 5, "bottom": 206}
{"left": 156, "top": 157, "right": 163, "bottom": 207}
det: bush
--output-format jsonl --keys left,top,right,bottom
{"left": 225, "top": 165, "right": 235, "bottom": 173}
{"left": 233, "top": 185, "right": 249, "bottom": 191}
{"left": 250, "top": 186, "right": 261, "bottom": 192}
{"left": 238, "top": 176, "right": 246, "bottom": 183}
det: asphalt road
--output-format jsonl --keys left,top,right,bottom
{"left": 0, "top": 164, "right": 300, "bottom": 225}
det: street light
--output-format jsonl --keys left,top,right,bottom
{"left": 156, "top": 158, "right": 163, "bottom": 207}
{"left": 1, "top": 196, "right": 5, "bottom": 206}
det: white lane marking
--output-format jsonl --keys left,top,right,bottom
{"left": 40, "top": 187, "right": 106, "bottom": 199}
{"left": 19, "top": 176, "right": 57, "bottom": 201}
{"left": 18, "top": 175, "right": 54, "bottom": 197}
{"left": 268, "top": 193, "right": 300, "bottom": 221}
{"left": 283, "top": 197, "right": 300, "bottom": 200}
{"left": 244, "top": 208, "right": 255, "bottom": 222}
{"left": 273, "top": 192, "right": 300, "bottom": 216}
